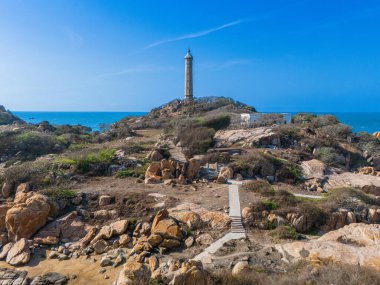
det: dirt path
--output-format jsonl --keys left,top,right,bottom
{"left": 0, "top": 252, "right": 120, "bottom": 285}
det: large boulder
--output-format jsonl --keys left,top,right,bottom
{"left": 34, "top": 211, "right": 93, "bottom": 245}
{"left": 169, "top": 211, "right": 201, "bottom": 230}
{"left": 6, "top": 238, "right": 30, "bottom": 266}
{"left": 301, "top": 159, "right": 326, "bottom": 179}
{"left": 326, "top": 172, "right": 380, "bottom": 189}
{"left": 214, "top": 127, "right": 279, "bottom": 148}
{"left": 151, "top": 217, "right": 183, "bottom": 241}
{"left": 0, "top": 268, "right": 29, "bottom": 284}
{"left": 5, "top": 193, "right": 50, "bottom": 241}
{"left": 232, "top": 261, "right": 250, "bottom": 277}
{"left": 200, "top": 211, "right": 230, "bottom": 229}
{"left": 169, "top": 260, "right": 207, "bottom": 285}
{"left": 185, "top": 158, "right": 202, "bottom": 180}
{"left": 116, "top": 260, "right": 151, "bottom": 285}
{"left": 0, "top": 204, "right": 11, "bottom": 233}
{"left": 216, "top": 166, "right": 234, "bottom": 183}
{"left": 1, "top": 182, "right": 14, "bottom": 199}
{"left": 276, "top": 223, "right": 380, "bottom": 269}
{"left": 145, "top": 162, "right": 162, "bottom": 179}
{"left": 147, "top": 150, "right": 164, "bottom": 161}
{"left": 169, "top": 203, "right": 230, "bottom": 229}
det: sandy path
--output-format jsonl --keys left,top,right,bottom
{"left": 0, "top": 252, "right": 119, "bottom": 285}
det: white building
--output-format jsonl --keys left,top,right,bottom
{"left": 241, "top": 113, "right": 292, "bottom": 126}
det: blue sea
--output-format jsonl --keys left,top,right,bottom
{"left": 13, "top": 112, "right": 147, "bottom": 131}
{"left": 13, "top": 111, "right": 380, "bottom": 134}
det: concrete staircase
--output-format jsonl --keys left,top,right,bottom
{"left": 230, "top": 216, "right": 245, "bottom": 234}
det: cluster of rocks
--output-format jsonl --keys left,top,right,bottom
{"left": 243, "top": 203, "right": 380, "bottom": 234}
{"left": 301, "top": 159, "right": 328, "bottom": 192}
{"left": 0, "top": 268, "right": 68, "bottom": 285}
{"left": 357, "top": 166, "right": 380, "bottom": 176}
{"left": 144, "top": 157, "right": 201, "bottom": 185}
{"left": 116, "top": 257, "right": 208, "bottom": 285}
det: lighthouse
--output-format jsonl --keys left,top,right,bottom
{"left": 184, "top": 49, "right": 193, "bottom": 102}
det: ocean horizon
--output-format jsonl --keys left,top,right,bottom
{"left": 13, "top": 111, "right": 380, "bottom": 134}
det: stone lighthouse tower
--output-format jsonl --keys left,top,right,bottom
{"left": 184, "top": 49, "right": 193, "bottom": 102}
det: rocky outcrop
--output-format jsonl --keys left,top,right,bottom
{"left": 169, "top": 203, "right": 230, "bottom": 229}
{"left": 0, "top": 268, "right": 29, "bottom": 285}
{"left": 116, "top": 260, "right": 151, "bottom": 285}
{"left": 0, "top": 105, "right": 24, "bottom": 126}
{"left": 145, "top": 158, "right": 201, "bottom": 184}
{"left": 232, "top": 261, "right": 250, "bottom": 276}
{"left": 216, "top": 166, "right": 234, "bottom": 183}
{"left": 214, "top": 127, "right": 280, "bottom": 148}
{"left": 276, "top": 223, "right": 380, "bottom": 269}
{"left": 326, "top": 172, "right": 380, "bottom": 189}
{"left": 34, "top": 211, "right": 93, "bottom": 245}
{"left": 357, "top": 166, "right": 380, "bottom": 176}
{"left": 301, "top": 159, "right": 326, "bottom": 179}
{"left": 146, "top": 150, "right": 164, "bottom": 161}
{"left": 169, "top": 260, "right": 208, "bottom": 285}
{"left": 6, "top": 238, "right": 30, "bottom": 266}
{"left": 5, "top": 193, "right": 50, "bottom": 241}
{"left": 151, "top": 209, "right": 183, "bottom": 241}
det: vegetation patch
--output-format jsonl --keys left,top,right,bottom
{"left": 40, "top": 188, "right": 77, "bottom": 200}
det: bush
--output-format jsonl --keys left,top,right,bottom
{"left": 211, "top": 262, "right": 380, "bottom": 285}
{"left": 292, "top": 113, "right": 317, "bottom": 124}
{"left": 40, "top": 188, "right": 77, "bottom": 200}
{"left": 319, "top": 124, "right": 352, "bottom": 139}
{"left": 177, "top": 123, "right": 215, "bottom": 155}
{"left": 76, "top": 149, "right": 116, "bottom": 173}
{"left": 108, "top": 119, "right": 135, "bottom": 138}
{"left": 315, "top": 147, "right": 339, "bottom": 165}
{"left": 261, "top": 199, "right": 278, "bottom": 211}
{"left": 3, "top": 160, "right": 50, "bottom": 186}
{"left": 116, "top": 163, "right": 149, "bottom": 178}
{"left": 311, "top": 114, "right": 339, "bottom": 128}
{"left": 243, "top": 180, "right": 275, "bottom": 196}
{"left": 202, "top": 115, "right": 231, "bottom": 131}
{"left": 271, "top": 225, "right": 300, "bottom": 240}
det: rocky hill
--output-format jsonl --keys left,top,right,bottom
{"left": 0, "top": 105, "right": 24, "bottom": 125}
{"left": 148, "top": 96, "right": 256, "bottom": 119}
{"left": 110, "top": 96, "right": 256, "bottom": 133}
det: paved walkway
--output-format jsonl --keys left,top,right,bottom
{"left": 294, "top": 193, "right": 323, "bottom": 199}
{"left": 193, "top": 180, "right": 245, "bottom": 262}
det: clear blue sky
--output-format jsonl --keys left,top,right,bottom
{"left": 1, "top": 0, "right": 379, "bottom": 112}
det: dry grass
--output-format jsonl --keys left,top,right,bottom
{"left": 210, "top": 262, "right": 380, "bottom": 285}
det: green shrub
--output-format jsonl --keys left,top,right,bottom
{"left": 202, "top": 115, "right": 231, "bottom": 131}
{"left": 40, "top": 188, "right": 77, "bottom": 200}
{"left": 315, "top": 147, "right": 338, "bottom": 165}
{"left": 243, "top": 180, "right": 275, "bottom": 196}
{"left": 177, "top": 125, "right": 215, "bottom": 155}
{"left": 292, "top": 113, "right": 317, "bottom": 124}
{"left": 311, "top": 114, "right": 339, "bottom": 128}
{"left": 68, "top": 143, "right": 88, "bottom": 151}
{"left": 319, "top": 124, "right": 352, "bottom": 139}
{"left": 76, "top": 149, "right": 116, "bottom": 173}
{"left": 271, "top": 225, "right": 300, "bottom": 240}
{"left": 286, "top": 165, "right": 303, "bottom": 182}
{"left": 116, "top": 163, "right": 148, "bottom": 178}
{"left": 262, "top": 199, "right": 278, "bottom": 211}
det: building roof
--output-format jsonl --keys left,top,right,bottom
{"left": 184, "top": 48, "right": 193, "bottom": 59}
